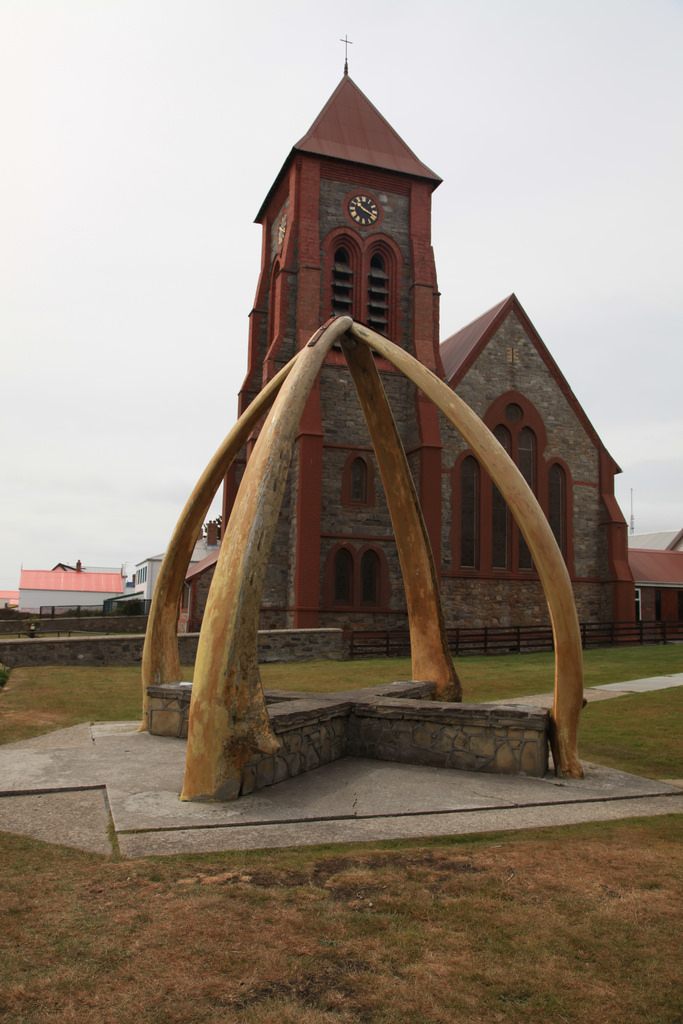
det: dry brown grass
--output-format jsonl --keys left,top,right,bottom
{"left": 1, "top": 817, "right": 682, "bottom": 1024}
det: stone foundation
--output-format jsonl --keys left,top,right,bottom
{"left": 147, "top": 681, "right": 549, "bottom": 794}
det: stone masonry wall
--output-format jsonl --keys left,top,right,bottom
{"left": 347, "top": 699, "right": 548, "bottom": 777}
{"left": 0, "top": 615, "right": 148, "bottom": 636}
{"left": 0, "top": 627, "right": 348, "bottom": 669}
{"left": 439, "top": 578, "right": 608, "bottom": 629}
{"left": 318, "top": 179, "right": 412, "bottom": 349}
{"left": 146, "top": 681, "right": 549, "bottom": 796}
{"left": 440, "top": 309, "right": 614, "bottom": 625}
{"left": 316, "top": 363, "right": 422, "bottom": 629}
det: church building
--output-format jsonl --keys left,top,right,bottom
{"left": 185, "top": 73, "right": 634, "bottom": 633}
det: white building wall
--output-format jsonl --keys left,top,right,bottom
{"left": 18, "top": 589, "right": 122, "bottom": 612}
{"left": 132, "top": 558, "right": 162, "bottom": 601}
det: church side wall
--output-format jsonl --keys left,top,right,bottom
{"left": 440, "top": 310, "right": 614, "bottom": 626}
{"left": 314, "top": 364, "right": 416, "bottom": 629}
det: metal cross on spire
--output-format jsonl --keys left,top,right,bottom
{"left": 340, "top": 34, "right": 353, "bottom": 75}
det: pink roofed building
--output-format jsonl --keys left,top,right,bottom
{"left": 0, "top": 590, "right": 19, "bottom": 609}
{"left": 18, "top": 565, "right": 124, "bottom": 612}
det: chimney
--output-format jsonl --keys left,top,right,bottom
{"left": 76, "top": 559, "right": 82, "bottom": 573}
{"left": 206, "top": 521, "right": 218, "bottom": 547}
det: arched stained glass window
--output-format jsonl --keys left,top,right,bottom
{"left": 334, "top": 548, "right": 353, "bottom": 604}
{"left": 492, "top": 426, "right": 511, "bottom": 569}
{"left": 460, "top": 456, "right": 480, "bottom": 568}
{"left": 517, "top": 427, "right": 536, "bottom": 569}
{"left": 548, "top": 464, "right": 567, "bottom": 558}
{"left": 361, "top": 549, "right": 380, "bottom": 605}
{"left": 350, "top": 457, "right": 368, "bottom": 503}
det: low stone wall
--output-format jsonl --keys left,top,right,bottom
{"left": 0, "top": 634, "right": 148, "bottom": 667}
{"left": 347, "top": 698, "right": 548, "bottom": 776}
{"left": 0, "top": 628, "right": 347, "bottom": 668}
{"left": 0, "top": 615, "right": 149, "bottom": 636}
{"left": 243, "top": 700, "right": 349, "bottom": 796}
{"left": 147, "top": 681, "right": 549, "bottom": 795}
{"left": 256, "top": 628, "right": 347, "bottom": 662}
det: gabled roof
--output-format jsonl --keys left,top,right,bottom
{"left": 629, "top": 529, "right": 683, "bottom": 552}
{"left": 257, "top": 75, "right": 440, "bottom": 220}
{"left": 19, "top": 570, "right": 123, "bottom": 594}
{"left": 440, "top": 295, "right": 512, "bottom": 383}
{"left": 629, "top": 549, "right": 683, "bottom": 586}
{"left": 668, "top": 528, "right": 683, "bottom": 551}
{"left": 186, "top": 549, "right": 219, "bottom": 581}
{"left": 136, "top": 554, "right": 165, "bottom": 567}
{"left": 440, "top": 293, "right": 615, "bottom": 461}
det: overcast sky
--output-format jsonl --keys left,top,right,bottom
{"left": 1, "top": 0, "right": 681, "bottom": 589}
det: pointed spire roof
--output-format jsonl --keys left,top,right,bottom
{"left": 294, "top": 75, "right": 441, "bottom": 183}
{"left": 256, "top": 76, "right": 440, "bottom": 220}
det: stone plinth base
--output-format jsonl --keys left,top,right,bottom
{"left": 147, "top": 681, "right": 549, "bottom": 795}
{"left": 347, "top": 698, "right": 548, "bottom": 777}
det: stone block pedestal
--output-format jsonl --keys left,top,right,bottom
{"left": 147, "top": 680, "right": 549, "bottom": 797}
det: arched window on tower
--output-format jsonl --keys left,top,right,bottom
{"left": 548, "top": 463, "right": 567, "bottom": 559}
{"left": 360, "top": 549, "right": 380, "bottom": 605}
{"left": 367, "top": 252, "right": 389, "bottom": 333}
{"left": 460, "top": 456, "right": 480, "bottom": 569}
{"left": 492, "top": 425, "right": 511, "bottom": 569}
{"left": 333, "top": 548, "right": 354, "bottom": 604}
{"left": 331, "top": 247, "right": 353, "bottom": 316}
{"left": 350, "top": 457, "right": 368, "bottom": 503}
{"left": 517, "top": 427, "right": 536, "bottom": 569}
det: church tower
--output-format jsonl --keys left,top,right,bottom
{"left": 223, "top": 73, "right": 445, "bottom": 628}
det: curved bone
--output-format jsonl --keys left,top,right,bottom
{"left": 348, "top": 322, "right": 584, "bottom": 778}
{"left": 181, "top": 317, "right": 353, "bottom": 801}
{"left": 139, "top": 355, "right": 299, "bottom": 727}
{"left": 343, "top": 337, "right": 460, "bottom": 700}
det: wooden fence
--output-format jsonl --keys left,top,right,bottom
{"left": 348, "top": 620, "right": 683, "bottom": 659}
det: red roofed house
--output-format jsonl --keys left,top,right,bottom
{"left": 19, "top": 564, "right": 124, "bottom": 613}
{"left": 628, "top": 531, "right": 683, "bottom": 622}
{"left": 0, "top": 591, "right": 19, "bottom": 609}
{"left": 188, "top": 73, "right": 640, "bottom": 632}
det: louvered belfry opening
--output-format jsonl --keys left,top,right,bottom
{"left": 331, "top": 247, "right": 353, "bottom": 316}
{"left": 367, "top": 252, "right": 389, "bottom": 333}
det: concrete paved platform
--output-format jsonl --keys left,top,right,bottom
{"left": 0, "top": 708, "right": 681, "bottom": 858}
{"left": 0, "top": 788, "right": 112, "bottom": 854}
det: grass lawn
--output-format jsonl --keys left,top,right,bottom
{"left": 579, "top": 686, "right": 683, "bottom": 779}
{"left": 1, "top": 815, "right": 682, "bottom": 1024}
{"left": 1, "top": 643, "right": 681, "bottom": 776}
{"left": 268, "top": 642, "right": 682, "bottom": 699}
{"left": 1, "top": 649, "right": 682, "bottom": 1022}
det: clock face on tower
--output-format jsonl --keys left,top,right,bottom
{"left": 348, "top": 194, "right": 379, "bottom": 227}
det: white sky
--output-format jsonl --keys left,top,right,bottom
{"left": 1, "top": 0, "right": 681, "bottom": 589}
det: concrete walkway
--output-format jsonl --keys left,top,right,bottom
{"left": 487, "top": 670, "right": 683, "bottom": 708}
{"left": 1, "top": 673, "right": 681, "bottom": 858}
